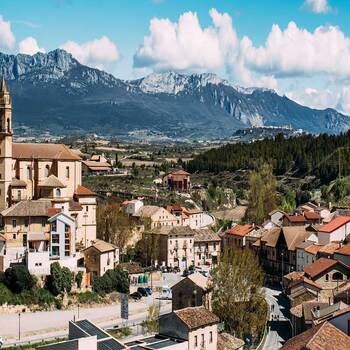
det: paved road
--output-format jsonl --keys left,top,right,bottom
{"left": 0, "top": 295, "right": 171, "bottom": 346}
{"left": 263, "top": 287, "right": 292, "bottom": 350}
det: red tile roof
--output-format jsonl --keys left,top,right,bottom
{"left": 319, "top": 243, "right": 341, "bottom": 255}
{"left": 319, "top": 216, "right": 350, "bottom": 233}
{"left": 304, "top": 258, "right": 339, "bottom": 279}
{"left": 47, "top": 207, "right": 61, "bottom": 217}
{"left": 304, "top": 244, "right": 324, "bottom": 255}
{"left": 74, "top": 185, "right": 96, "bottom": 196}
{"left": 304, "top": 211, "right": 320, "bottom": 220}
{"left": 285, "top": 214, "right": 307, "bottom": 223}
{"left": 226, "top": 224, "right": 254, "bottom": 237}
{"left": 170, "top": 170, "right": 190, "bottom": 175}
{"left": 281, "top": 321, "right": 350, "bottom": 350}
{"left": 335, "top": 244, "right": 350, "bottom": 257}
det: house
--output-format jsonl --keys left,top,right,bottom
{"left": 133, "top": 205, "right": 178, "bottom": 229}
{"left": 166, "top": 205, "right": 204, "bottom": 229}
{"left": 297, "top": 202, "right": 331, "bottom": 220}
{"left": 171, "top": 272, "right": 211, "bottom": 311}
{"left": 223, "top": 224, "right": 255, "bottom": 248}
{"left": 259, "top": 226, "right": 310, "bottom": 281}
{"left": 334, "top": 243, "right": 350, "bottom": 266}
{"left": 83, "top": 239, "right": 119, "bottom": 277}
{"left": 282, "top": 214, "right": 307, "bottom": 226}
{"left": 122, "top": 199, "right": 144, "bottom": 216}
{"left": 303, "top": 211, "right": 322, "bottom": 225}
{"left": 153, "top": 226, "right": 195, "bottom": 270}
{"left": 304, "top": 258, "right": 350, "bottom": 302}
{"left": 269, "top": 209, "right": 286, "bottom": 225}
{"left": 82, "top": 154, "right": 112, "bottom": 175}
{"left": 317, "top": 216, "right": 350, "bottom": 245}
{"left": 159, "top": 306, "right": 220, "bottom": 350}
{"left": 193, "top": 229, "right": 221, "bottom": 267}
{"left": 163, "top": 170, "right": 191, "bottom": 192}
{"left": 281, "top": 321, "right": 350, "bottom": 350}
{"left": 295, "top": 241, "right": 319, "bottom": 272}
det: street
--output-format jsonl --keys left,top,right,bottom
{"left": 263, "top": 287, "right": 292, "bottom": 350}
{"left": 0, "top": 295, "right": 171, "bottom": 347}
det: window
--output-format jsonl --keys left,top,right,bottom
{"left": 86, "top": 206, "right": 89, "bottom": 212}
{"left": 194, "top": 336, "right": 198, "bottom": 347}
{"left": 23, "top": 234, "right": 27, "bottom": 247}
{"left": 325, "top": 274, "right": 329, "bottom": 281}
{"left": 17, "top": 190, "right": 21, "bottom": 200}
{"left": 24, "top": 218, "right": 29, "bottom": 227}
{"left": 201, "top": 334, "right": 204, "bottom": 346}
{"left": 65, "top": 166, "right": 70, "bottom": 179}
{"left": 52, "top": 234, "right": 60, "bottom": 244}
{"left": 214, "top": 243, "right": 217, "bottom": 251}
{"left": 45, "top": 165, "right": 50, "bottom": 177}
{"left": 12, "top": 219, "right": 16, "bottom": 228}
{"left": 210, "top": 331, "right": 213, "bottom": 343}
{"left": 333, "top": 272, "right": 343, "bottom": 281}
{"left": 55, "top": 188, "right": 61, "bottom": 197}
{"left": 51, "top": 221, "right": 57, "bottom": 232}
{"left": 51, "top": 246, "right": 59, "bottom": 256}
{"left": 26, "top": 166, "right": 31, "bottom": 180}
{"left": 13, "top": 233, "right": 16, "bottom": 239}
{"left": 42, "top": 218, "right": 46, "bottom": 227}
{"left": 65, "top": 224, "right": 70, "bottom": 233}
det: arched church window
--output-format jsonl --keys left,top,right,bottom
{"left": 7, "top": 118, "right": 10, "bottom": 133}
{"left": 45, "top": 165, "right": 50, "bottom": 177}
{"left": 333, "top": 272, "right": 343, "bottom": 281}
{"left": 56, "top": 188, "right": 61, "bottom": 197}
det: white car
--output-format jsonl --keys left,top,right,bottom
{"left": 0, "top": 337, "right": 4, "bottom": 348}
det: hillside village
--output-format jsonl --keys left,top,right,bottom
{"left": 1, "top": 78, "right": 350, "bottom": 350}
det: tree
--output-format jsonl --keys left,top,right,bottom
{"left": 4, "top": 265, "right": 36, "bottom": 293}
{"left": 332, "top": 178, "right": 347, "bottom": 203}
{"left": 211, "top": 248, "right": 267, "bottom": 340}
{"left": 92, "top": 268, "right": 130, "bottom": 295}
{"left": 142, "top": 306, "right": 160, "bottom": 333}
{"left": 246, "top": 164, "right": 277, "bottom": 224}
{"left": 281, "top": 190, "right": 296, "bottom": 214}
{"left": 97, "top": 202, "right": 134, "bottom": 253}
{"left": 46, "top": 262, "right": 73, "bottom": 296}
{"left": 75, "top": 271, "right": 83, "bottom": 289}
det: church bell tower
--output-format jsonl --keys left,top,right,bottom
{"left": 0, "top": 78, "right": 13, "bottom": 211}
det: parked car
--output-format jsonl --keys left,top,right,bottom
{"left": 137, "top": 287, "right": 148, "bottom": 297}
{"left": 130, "top": 291, "right": 142, "bottom": 300}
{"left": 200, "top": 270, "right": 209, "bottom": 277}
{"left": 160, "top": 286, "right": 172, "bottom": 300}
{"left": 182, "top": 269, "right": 189, "bottom": 277}
{"left": 0, "top": 336, "right": 3, "bottom": 348}
{"left": 145, "top": 287, "right": 153, "bottom": 295}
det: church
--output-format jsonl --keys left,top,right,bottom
{"left": 0, "top": 79, "right": 97, "bottom": 273}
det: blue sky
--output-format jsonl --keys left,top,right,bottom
{"left": 1, "top": 0, "right": 350, "bottom": 113}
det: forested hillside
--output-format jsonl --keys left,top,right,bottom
{"left": 187, "top": 132, "right": 350, "bottom": 184}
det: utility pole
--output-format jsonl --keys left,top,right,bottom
{"left": 18, "top": 313, "right": 21, "bottom": 341}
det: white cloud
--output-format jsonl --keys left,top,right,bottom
{"left": 60, "top": 36, "right": 120, "bottom": 70}
{"left": 0, "top": 15, "right": 16, "bottom": 51}
{"left": 303, "top": 0, "right": 331, "bottom": 14}
{"left": 18, "top": 37, "right": 45, "bottom": 55}
{"left": 134, "top": 9, "right": 237, "bottom": 72}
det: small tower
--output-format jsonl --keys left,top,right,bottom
{"left": 0, "top": 78, "right": 13, "bottom": 211}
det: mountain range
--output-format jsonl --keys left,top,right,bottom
{"left": 1, "top": 49, "right": 349, "bottom": 139}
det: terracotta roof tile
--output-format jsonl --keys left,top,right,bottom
{"left": 217, "top": 333, "right": 245, "bottom": 350}
{"left": 319, "top": 216, "right": 350, "bottom": 233}
{"left": 335, "top": 244, "right": 350, "bottom": 256}
{"left": 74, "top": 185, "right": 96, "bottom": 196}
{"left": 170, "top": 170, "right": 190, "bottom": 175}
{"left": 194, "top": 228, "right": 221, "bottom": 242}
{"left": 304, "top": 211, "right": 320, "bottom": 220}
{"left": 281, "top": 321, "right": 350, "bottom": 350}
{"left": 305, "top": 244, "right": 324, "bottom": 255}
{"left": 118, "top": 262, "right": 144, "bottom": 274}
{"left": 285, "top": 214, "right": 307, "bottom": 223}
{"left": 39, "top": 175, "right": 66, "bottom": 188}
{"left": 13, "top": 143, "right": 81, "bottom": 160}
{"left": 304, "top": 258, "right": 339, "bottom": 279}
{"left": 174, "top": 306, "right": 219, "bottom": 330}
{"left": 318, "top": 242, "right": 341, "bottom": 255}
{"left": 1, "top": 200, "right": 52, "bottom": 217}
{"left": 47, "top": 207, "right": 61, "bottom": 217}
{"left": 84, "top": 239, "right": 117, "bottom": 253}
{"left": 226, "top": 224, "right": 254, "bottom": 237}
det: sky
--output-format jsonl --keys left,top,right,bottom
{"left": 1, "top": 0, "right": 350, "bottom": 114}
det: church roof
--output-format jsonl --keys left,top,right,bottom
{"left": 12, "top": 143, "right": 81, "bottom": 161}
{"left": 38, "top": 175, "right": 66, "bottom": 188}
{"left": 74, "top": 185, "right": 96, "bottom": 196}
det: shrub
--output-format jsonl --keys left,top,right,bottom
{"left": 92, "top": 268, "right": 130, "bottom": 295}
{"left": 34, "top": 288, "right": 55, "bottom": 307}
{"left": 4, "top": 265, "right": 36, "bottom": 293}
{"left": 0, "top": 283, "right": 13, "bottom": 304}
{"left": 46, "top": 262, "right": 73, "bottom": 296}
{"left": 75, "top": 271, "right": 83, "bottom": 289}
{"left": 77, "top": 291, "right": 99, "bottom": 304}
{"left": 55, "top": 298, "right": 63, "bottom": 310}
